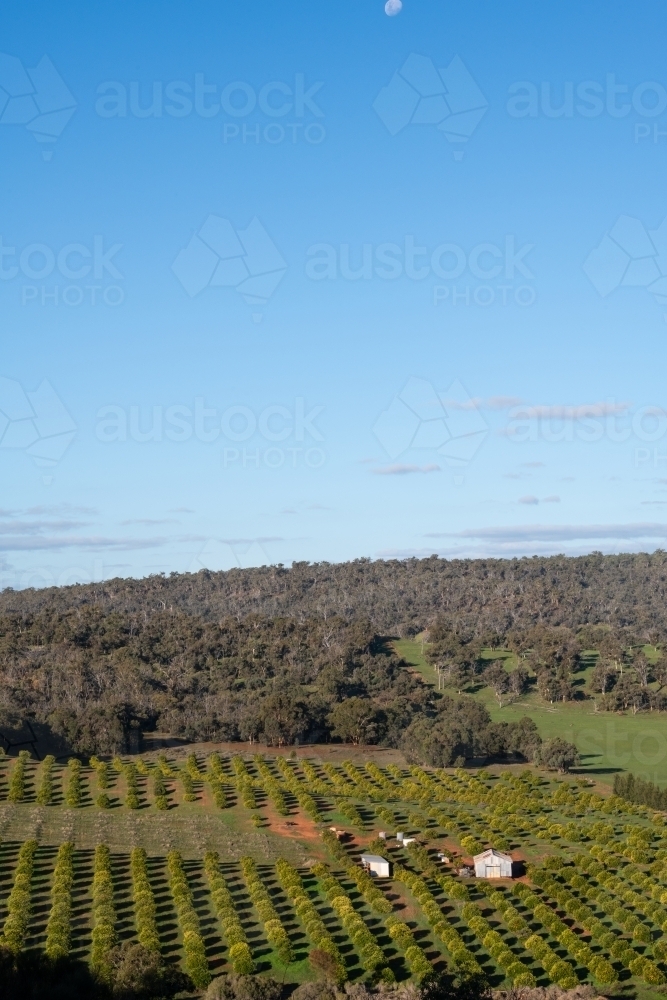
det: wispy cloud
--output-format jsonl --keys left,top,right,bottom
{"left": 168, "top": 507, "right": 195, "bottom": 513}
{"left": 373, "top": 463, "right": 440, "bottom": 475}
{"left": 0, "top": 504, "right": 97, "bottom": 520}
{"left": 426, "top": 522, "right": 667, "bottom": 543}
{"left": 120, "top": 518, "right": 178, "bottom": 526}
{"left": 486, "top": 396, "right": 524, "bottom": 410}
{"left": 0, "top": 535, "right": 168, "bottom": 552}
{"left": 518, "top": 496, "right": 539, "bottom": 505}
{"left": 25, "top": 504, "right": 98, "bottom": 516}
{"left": 443, "top": 395, "right": 522, "bottom": 411}
{"left": 0, "top": 519, "right": 89, "bottom": 535}
{"left": 219, "top": 536, "right": 284, "bottom": 544}
{"left": 508, "top": 401, "right": 631, "bottom": 419}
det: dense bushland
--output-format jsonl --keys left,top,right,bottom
{"left": 3, "top": 551, "right": 667, "bottom": 635}
{"left": 2, "top": 552, "right": 667, "bottom": 754}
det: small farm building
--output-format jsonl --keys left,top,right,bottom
{"left": 360, "top": 854, "right": 391, "bottom": 878}
{"left": 473, "top": 848, "right": 513, "bottom": 879}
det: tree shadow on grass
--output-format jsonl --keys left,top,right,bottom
{"left": 571, "top": 753, "right": 623, "bottom": 775}
{"left": 571, "top": 767, "right": 623, "bottom": 775}
{"left": 0, "top": 952, "right": 104, "bottom": 1000}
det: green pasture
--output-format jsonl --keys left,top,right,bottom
{"left": 393, "top": 637, "right": 435, "bottom": 683}
{"left": 483, "top": 690, "right": 667, "bottom": 787}
{"left": 394, "top": 636, "right": 667, "bottom": 787}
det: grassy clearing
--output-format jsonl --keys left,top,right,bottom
{"left": 394, "top": 637, "right": 667, "bottom": 787}
{"left": 483, "top": 692, "right": 667, "bottom": 787}
{"left": 393, "top": 637, "right": 435, "bottom": 685}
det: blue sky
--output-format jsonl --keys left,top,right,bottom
{"left": 2, "top": 0, "right": 667, "bottom": 588}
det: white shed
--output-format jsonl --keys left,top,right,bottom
{"left": 360, "top": 854, "right": 391, "bottom": 878}
{"left": 473, "top": 848, "right": 513, "bottom": 879}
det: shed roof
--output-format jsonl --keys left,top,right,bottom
{"left": 360, "top": 854, "right": 388, "bottom": 864}
{"left": 473, "top": 848, "right": 512, "bottom": 863}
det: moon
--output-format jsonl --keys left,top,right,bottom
{"left": 385, "top": 0, "right": 402, "bottom": 15}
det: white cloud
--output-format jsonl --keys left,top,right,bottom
{"left": 0, "top": 519, "right": 89, "bottom": 535}
{"left": 444, "top": 395, "right": 522, "bottom": 411}
{"left": 501, "top": 493, "right": 562, "bottom": 503}
{"left": 120, "top": 518, "right": 178, "bottom": 526}
{"left": 509, "top": 401, "right": 631, "bottom": 419}
{"left": 0, "top": 535, "right": 168, "bottom": 552}
{"left": 26, "top": 503, "right": 97, "bottom": 516}
{"left": 426, "top": 522, "right": 667, "bottom": 543}
{"left": 373, "top": 463, "right": 441, "bottom": 475}
{"left": 219, "top": 536, "right": 284, "bottom": 544}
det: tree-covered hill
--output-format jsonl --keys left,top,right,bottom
{"left": 2, "top": 550, "right": 667, "bottom": 635}
{"left": 2, "top": 551, "right": 667, "bottom": 756}
{"left": 0, "top": 607, "right": 541, "bottom": 760}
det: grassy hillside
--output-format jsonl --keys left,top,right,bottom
{"left": 394, "top": 637, "right": 667, "bottom": 787}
